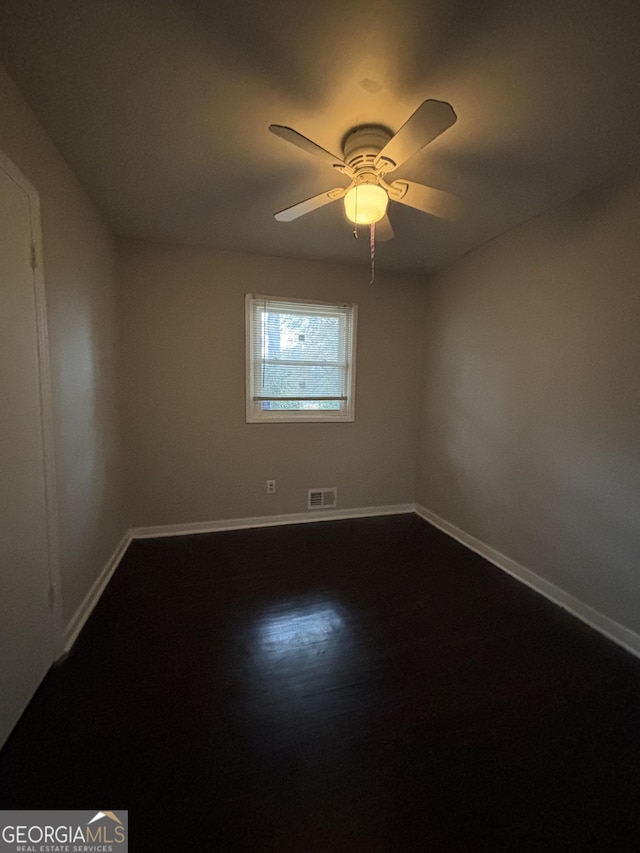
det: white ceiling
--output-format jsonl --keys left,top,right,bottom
{"left": 1, "top": 0, "right": 639, "bottom": 273}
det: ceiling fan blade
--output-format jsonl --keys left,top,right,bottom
{"left": 375, "top": 215, "right": 395, "bottom": 242}
{"left": 374, "top": 100, "right": 457, "bottom": 174}
{"left": 388, "top": 180, "right": 462, "bottom": 221}
{"left": 274, "top": 187, "right": 347, "bottom": 222}
{"left": 269, "top": 125, "right": 352, "bottom": 175}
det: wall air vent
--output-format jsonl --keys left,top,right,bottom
{"left": 307, "top": 488, "right": 337, "bottom": 510}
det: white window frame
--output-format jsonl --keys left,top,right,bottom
{"left": 245, "top": 293, "right": 357, "bottom": 423}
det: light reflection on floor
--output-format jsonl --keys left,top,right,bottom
{"left": 258, "top": 601, "right": 346, "bottom": 662}
{"left": 241, "top": 597, "right": 362, "bottom": 728}
{"left": 239, "top": 599, "right": 360, "bottom": 754}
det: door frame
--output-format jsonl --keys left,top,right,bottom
{"left": 0, "top": 147, "right": 62, "bottom": 654}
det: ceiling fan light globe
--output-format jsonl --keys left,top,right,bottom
{"left": 344, "top": 184, "right": 388, "bottom": 225}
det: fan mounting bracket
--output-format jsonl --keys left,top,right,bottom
{"left": 342, "top": 125, "right": 393, "bottom": 171}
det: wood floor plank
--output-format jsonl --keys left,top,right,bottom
{"left": 2, "top": 514, "right": 640, "bottom": 851}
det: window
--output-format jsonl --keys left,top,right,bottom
{"left": 246, "top": 294, "right": 357, "bottom": 422}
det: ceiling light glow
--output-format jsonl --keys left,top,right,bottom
{"left": 344, "top": 183, "right": 388, "bottom": 225}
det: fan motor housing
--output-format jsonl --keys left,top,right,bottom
{"left": 342, "top": 125, "right": 392, "bottom": 171}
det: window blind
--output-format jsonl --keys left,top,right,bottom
{"left": 246, "top": 295, "right": 356, "bottom": 421}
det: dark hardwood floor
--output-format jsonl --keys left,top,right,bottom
{"left": 2, "top": 514, "right": 640, "bottom": 851}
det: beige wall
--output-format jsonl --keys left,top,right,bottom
{"left": 119, "top": 240, "right": 425, "bottom": 526}
{"left": 0, "top": 65, "right": 126, "bottom": 625}
{"left": 417, "top": 167, "right": 640, "bottom": 633}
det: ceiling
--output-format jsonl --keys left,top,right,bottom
{"left": 1, "top": 0, "right": 639, "bottom": 274}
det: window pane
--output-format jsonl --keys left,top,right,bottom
{"left": 258, "top": 362, "right": 346, "bottom": 398}
{"left": 262, "top": 311, "right": 344, "bottom": 363}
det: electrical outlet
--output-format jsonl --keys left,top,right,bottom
{"left": 266, "top": 479, "right": 276, "bottom": 494}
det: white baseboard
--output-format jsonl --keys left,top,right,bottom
{"left": 129, "top": 503, "right": 415, "bottom": 540}
{"left": 60, "top": 531, "right": 132, "bottom": 657}
{"left": 63, "top": 504, "right": 640, "bottom": 664}
{"left": 415, "top": 504, "right": 640, "bottom": 660}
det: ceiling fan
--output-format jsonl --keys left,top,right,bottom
{"left": 269, "top": 99, "right": 461, "bottom": 239}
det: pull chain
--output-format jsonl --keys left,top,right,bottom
{"left": 349, "top": 186, "right": 376, "bottom": 283}
{"left": 353, "top": 186, "right": 359, "bottom": 238}
{"left": 369, "top": 222, "right": 376, "bottom": 285}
